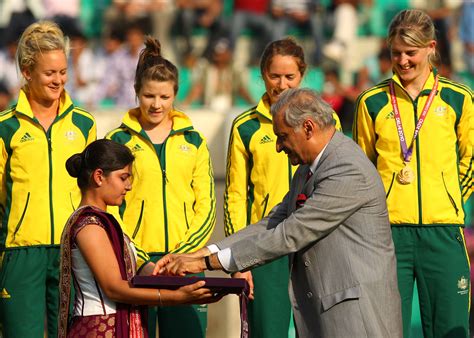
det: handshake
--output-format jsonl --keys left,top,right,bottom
{"left": 153, "top": 247, "right": 223, "bottom": 276}
{"left": 152, "top": 247, "right": 255, "bottom": 300}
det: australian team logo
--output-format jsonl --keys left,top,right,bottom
{"left": 65, "top": 130, "right": 77, "bottom": 141}
{"left": 179, "top": 144, "right": 191, "bottom": 153}
{"left": 434, "top": 106, "right": 447, "bottom": 117}
{"left": 457, "top": 276, "right": 469, "bottom": 295}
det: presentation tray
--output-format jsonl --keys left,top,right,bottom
{"left": 131, "top": 275, "right": 248, "bottom": 295}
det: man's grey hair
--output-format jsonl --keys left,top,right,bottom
{"left": 271, "top": 88, "right": 335, "bottom": 130}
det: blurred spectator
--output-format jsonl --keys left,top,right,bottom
{"left": 102, "top": 26, "right": 125, "bottom": 56}
{"left": 459, "top": 2, "right": 474, "bottom": 75}
{"left": 271, "top": 0, "right": 324, "bottom": 65}
{"left": 322, "top": 0, "right": 360, "bottom": 85}
{"left": 0, "top": 81, "right": 12, "bottom": 111}
{"left": 173, "top": 0, "right": 223, "bottom": 66}
{"left": 103, "top": 0, "right": 173, "bottom": 38}
{"left": 181, "top": 37, "right": 254, "bottom": 112}
{"left": 229, "top": 0, "right": 273, "bottom": 65}
{"left": 321, "top": 67, "right": 345, "bottom": 114}
{"left": 0, "top": 29, "right": 21, "bottom": 98}
{"left": 0, "top": 0, "right": 42, "bottom": 47}
{"left": 95, "top": 22, "right": 144, "bottom": 108}
{"left": 323, "top": 0, "right": 359, "bottom": 64}
{"left": 65, "top": 27, "right": 103, "bottom": 108}
{"left": 413, "top": 0, "right": 462, "bottom": 77}
{"left": 375, "top": 45, "right": 393, "bottom": 81}
{"left": 150, "top": 0, "right": 178, "bottom": 63}
{"left": 321, "top": 66, "right": 355, "bottom": 131}
{"left": 43, "top": 0, "right": 83, "bottom": 38}
{"left": 359, "top": 43, "right": 393, "bottom": 88}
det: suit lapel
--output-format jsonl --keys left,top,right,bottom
{"left": 290, "top": 132, "right": 345, "bottom": 212}
{"left": 288, "top": 165, "right": 311, "bottom": 214}
{"left": 305, "top": 131, "right": 344, "bottom": 197}
{"left": 288, "top": 132, "right": 345, "bottom": 269}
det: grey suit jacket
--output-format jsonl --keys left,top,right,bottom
{"left": 216, "top": 131, "right": 402, "bottom": 338}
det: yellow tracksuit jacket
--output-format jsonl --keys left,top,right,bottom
{"left": 0, "top": 89, "right": 96, "bottom": 249}
{"left": 107, "top": 108, "right": 215, "bottom": 254}
{"left": 353, "top": 70, "right": 473, "bottom": 225}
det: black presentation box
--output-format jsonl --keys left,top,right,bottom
{"left": 131, "top": 275, "right": 248, "bottom": 295}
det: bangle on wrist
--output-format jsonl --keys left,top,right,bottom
{"left": 204, "top": 255, "right": 214, "bottom": 271}
{"left": 158, "top": 289, "right": 163, "bottom": 307}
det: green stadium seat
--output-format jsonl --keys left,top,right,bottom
{"left": 177, "top": 66, "right": 193, "bottom": 103}
{"left": 301, "top": 67, "right": 324, "bottom": 92}
{"left": 247, "top": 66, "right": 266, "bottom": 103}
{"left": 457, "top": 71, "right": 474, "bottom": 89}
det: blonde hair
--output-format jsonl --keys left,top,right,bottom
{"left": 16, "top": 20, "right": 69, "bottom": 73}
{"left": 387, "top": 9, "right": 439, "bottom": 67}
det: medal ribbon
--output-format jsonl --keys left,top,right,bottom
{"left": 389, "top": 75, "right": 438, "bottom": 163}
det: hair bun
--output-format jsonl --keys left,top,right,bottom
{"left": 144, "top": 36, "right": 161, "bottom": 58}
{"left": 65, "top": 153, "right": 83, "bottom": 178}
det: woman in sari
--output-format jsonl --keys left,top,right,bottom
{"left": 59, "top": 139, "right": 217, "bottom": 337}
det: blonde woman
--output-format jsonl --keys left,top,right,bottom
{"left": 0, "top": 21, "right": 96, "bottom": 337}
{"left": 354, "top": 9, "right": 473, "bottom": 337}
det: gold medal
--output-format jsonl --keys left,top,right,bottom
{"left": 397, "top": 164, "right": 415, "bottom": 185}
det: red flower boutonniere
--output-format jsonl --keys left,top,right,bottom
{"left": 296, "top": 193, "right": 308, "bottom": 209}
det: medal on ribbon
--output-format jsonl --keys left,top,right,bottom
{"left": 389, "top": 75, "right": 438, "bottom": 185}
{"left": 397, "top": 164, "right": 415, "bottom": 185}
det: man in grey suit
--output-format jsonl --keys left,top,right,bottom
{"left": 156, "top": 88, "right": 403, "bottom": 337}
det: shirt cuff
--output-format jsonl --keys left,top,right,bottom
{"left": 217, "top": 248, "right": 238, "bottom": 272}
{"left": 206, "top": 245, "right": 238, "bottom": 272}
{"left": 207, "top": 244, "right": 220, "bottom": 254}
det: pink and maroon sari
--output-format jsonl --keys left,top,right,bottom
{"left": 58, "top": 206, "right": 147, "bottom": 338}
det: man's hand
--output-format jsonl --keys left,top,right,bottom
{"left": 153, "top": 248, "right": 211, "bottom": 275}
{"left": 153, "top": 254, "right": 206, "bottom": 276}
{"left": 232, "top": 271, "right": 254, "bottom": 300}
{"left": 185, "top": 247, "right": 211, "bottom": 259}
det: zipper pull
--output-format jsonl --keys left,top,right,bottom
{"left": 162, "top": 169, "right": 168, "bottom": 183}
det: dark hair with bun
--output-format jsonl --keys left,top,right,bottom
{"left": 134, "top": 36, "right": 179, "bottom": 95}
{"left": 66, "top": 139, "right": 134, "bottom": 190}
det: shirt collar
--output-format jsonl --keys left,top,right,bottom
{"left": 309, "top": 143, "right": 328, "bottom": 175}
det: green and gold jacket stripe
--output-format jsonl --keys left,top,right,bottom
{"left": 106, "top": 109, "right": 216, "bottom": 254}
{"left": 353, "top": 70, "right": 473, "bottom": 226}
{"left": 0, "top": 89, "right": 96, "bottom": 249}
{"left": 224, "top": 94, "right": 342, "bottom": 236}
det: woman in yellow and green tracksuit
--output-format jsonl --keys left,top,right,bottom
{"left": 353, "top": 9, "right": 473, "bottom": 338}
{"left": 0, "top": 21, "right": 96, "bottom": 338}
{"left": 224, "top": 37, "right": 341, "bottom": 338}
{"left": 106, "top": 37, "right": 215, "bottom": 338}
